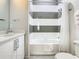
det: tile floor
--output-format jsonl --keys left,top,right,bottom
{"left": 30, "top": 56, "right": 55, "bottom": 59}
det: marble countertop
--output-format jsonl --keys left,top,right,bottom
{"left": 0, "top": 32, "right": 25, "bottom": 43}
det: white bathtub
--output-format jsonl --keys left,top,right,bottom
{"left": 29, "top": 33, "right": 60, "bottom": 55}
{"left": 29, "top": 33, "right": 60, "bottom": 44}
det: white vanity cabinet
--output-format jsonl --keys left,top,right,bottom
{"left": 9, "top": 39, "right": 16, "bottom": 59}
{"left": 0, "top": 34, "right": 24, "bottom": 59}
{"left": 16, "top": 36, "right": 24, "bottom": 59}
{"left": 0, "top": 40, "right": 13, "bottom": 59}
{"left": 12, "top": 35, "right": 24, "bottom": 59}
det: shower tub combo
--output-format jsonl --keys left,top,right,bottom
{"left": 28, "top": 0, "right": 69, "bottom": 56}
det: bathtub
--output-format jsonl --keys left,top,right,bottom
{"left": 29, "top": 33, "right": 60, "bottom": 55}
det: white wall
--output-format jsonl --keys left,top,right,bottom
{"left": 65, "top": 0, "right": 79, "bottom": 54}
{"left": 10, "top": 0, "right": 27, "bottom": 33}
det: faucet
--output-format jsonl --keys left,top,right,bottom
{"left": 6, "top": 28, "right": 13, "bottom": 34}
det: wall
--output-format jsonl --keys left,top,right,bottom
{"left": 66, "top": 0, "right": 79, "bottom": 54}
{"left": 10, "top": 0, "right": 27, "bottom": 33}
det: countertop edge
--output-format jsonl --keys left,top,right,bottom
{"left": 0, "top": 33, "right": 25, "bottom": 44}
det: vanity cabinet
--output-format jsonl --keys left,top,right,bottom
{"left": 10, "top": 39, "right": 16, "bottom": 59}
{"left": 0, "top": 40, "right": 13, "bottom": 59}
{"left": 16, "top": 36, "right": 24, "bottom": 59}
{"left": 0, "top": 35, "right": 24, "bottom": 59}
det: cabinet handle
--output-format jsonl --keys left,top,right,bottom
{"left": 14, "top": 39, "right": 19, "bottom": 51}
{"left": 16, "top": 39, "right": 19, "bottom": 49}
{"left": 14, "top": 40, "right": 17, "bottom": 51}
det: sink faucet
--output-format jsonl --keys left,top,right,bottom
{"left": 6, "top": 28, "right": 13, "bottom": 34}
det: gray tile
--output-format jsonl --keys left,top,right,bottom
{"left": 30, "top": 56, "right": 55, "bottom": 59}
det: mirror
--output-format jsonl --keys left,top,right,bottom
{"left": 0, "top": 0, "right": 9, "bottom": 31}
